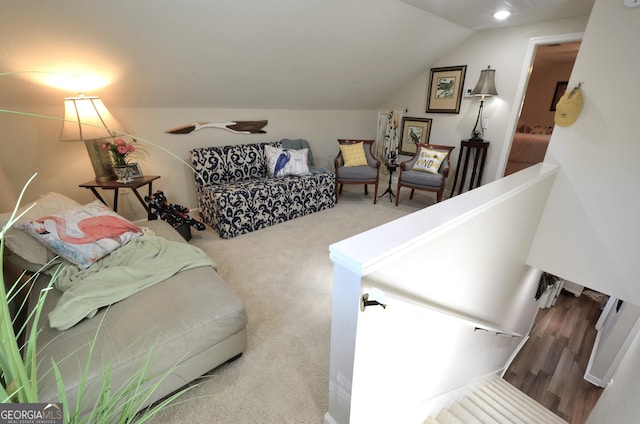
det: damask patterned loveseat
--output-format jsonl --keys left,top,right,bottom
{"left": 190, "top": 139, "right": 335, "bottom": 239}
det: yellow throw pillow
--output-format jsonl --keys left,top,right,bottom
{"left": 412, "top": 147, "right": 448, "bottom": 174}
{"left": 339, "top": 142, "right": 368, "bottom": 167}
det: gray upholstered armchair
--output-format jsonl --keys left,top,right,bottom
{"left": 395, "top": 143, "right": 455, "bottom": 206}
{"left": 334, "top": 139, "right": 380, "bottom": 204}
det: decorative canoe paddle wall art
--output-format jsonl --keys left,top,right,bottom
{"left": 166, "top": 120, "right": 268, "bottom": 134}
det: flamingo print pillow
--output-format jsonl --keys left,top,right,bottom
{"left": 20, "top": 200, "right": 143, "bottom": 269}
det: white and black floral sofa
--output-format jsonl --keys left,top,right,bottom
{"left": 190, "top": 139, "right": 335, "bottom": 239}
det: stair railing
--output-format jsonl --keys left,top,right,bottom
{"left": 361, "top": 285, "right": 523, "bottom": 338}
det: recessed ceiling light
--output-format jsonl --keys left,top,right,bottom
{"left": 493, "top": 10, "right": 511, "bottom": 20}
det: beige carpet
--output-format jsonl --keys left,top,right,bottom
{"left": 152, "top": 186, "right": 435, "bottom": 423}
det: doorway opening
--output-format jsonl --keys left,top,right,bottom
{"left": 503, "top": 41, "right": 580, "bottom": 176}
{"left": 494, "top": 32, "right": 584, "bottom": 180}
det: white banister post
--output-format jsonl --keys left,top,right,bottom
{"left": 324, "top": 257, "right": 362, "bottom": 424}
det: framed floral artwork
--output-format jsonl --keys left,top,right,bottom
{"left": 399, "top": 117, "right": 432, "bottom": 156}
{"left": 426, "top": 65, "right": 467, "bottom": 114}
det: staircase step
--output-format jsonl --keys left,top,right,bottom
{"left": 436, "top": 409, "right": 464, "bottom": 424}
{"left": 423, "top": 377, "right": 570, "bottom": 424}
{"left": 479, "top": 385, "right": 541, "bottom": 424}
{"left": 460, "top": 397, "right": 502, "bottom": 424}
{"left": 474, "top": 389, "right": 529, "bottom": 424}
{"left": 483, "top": 381, "right": 552, "bottom": 423}
{"left": 490, "top": 378, "right": 569, "bottom": 424}
{"left": 467, "top": 392, "right": 517, "bottom": 424}
{"left": 449, "top": 402, "right": 483, "bottom": 424}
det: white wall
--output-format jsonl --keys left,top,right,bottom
{"left": 586, "top": 313, "right": 640, "bottom": 424}
{"left": 0, "top": 106, "right": 95, "bottom": 208}
{"left": 118, "top": 108, "right": 378, "bottom": 218}
{"left": 327, "top": 164, "right": 557, "bottom": 423}
{"left": 0, "top": 166, "right": 17, "bottom": 212}
{"left": 586, "top": 299, "right": 640, "bottom": 386}
{"left": 523, "top": 1, "right": 640, "bottom": 419}
{"left": 527, "top": 0, "right": 640, "bottom": 305}
{"left": 0, "top": 15, "right": 589, "bottom": 219}
{"left": 384, "top": 16, "right": 589, "bottom": 185}
{"left": 0, "top": 107, "right": 376, "bottom": 219}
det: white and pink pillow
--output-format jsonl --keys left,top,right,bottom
{"left": 19, "top": 200, "right": 142, "bottom": 269}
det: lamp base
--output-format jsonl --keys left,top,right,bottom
{"left": 470, "top": 98, "right": 485, "bottom": 141}
{"left": 470, "top": 131, "right": 484, "bottom": 141}
{"left": 85, "top": 139, "right": 116, "bottom": 182}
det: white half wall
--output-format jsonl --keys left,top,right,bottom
{"left": 326, "top": 164, "right": 557, "bottom": 423}
{"left": 527, "top": 0, "right": 640, "bottom": 305}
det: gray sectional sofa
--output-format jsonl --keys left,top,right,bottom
{"left": 190, "top": 139, "right": 335, "bottom": 239}
{"left": 24, "top": 219, "right": 247, "bottom": 416}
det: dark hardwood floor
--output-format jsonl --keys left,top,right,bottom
{"left": 504, "top": 290, "right": 605, "bottom": 424}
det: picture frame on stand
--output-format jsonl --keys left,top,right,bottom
{"left": 128, "top": 163, "right": 143, "bottom": 178}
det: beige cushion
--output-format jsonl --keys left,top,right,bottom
{"left": 339, "top": 142, "right": 368, "bottom": 167}
{"left": 412, "top": 147, "right": 449, "bottom": 174}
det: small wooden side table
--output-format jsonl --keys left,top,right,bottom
{"left": 450, "top": 139, "right": 490, "bottom": 197}
{"left": 79, "top": 175, "right": 160, "bottom": 219}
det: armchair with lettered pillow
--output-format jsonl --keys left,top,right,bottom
{"left": 395, "top": 143, "right": 455, "bottom": 205}
{"left": 0, "top": 191, "right": 247, "bottom": 414}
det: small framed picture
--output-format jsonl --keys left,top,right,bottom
{"left": 426, "top": 65, "right": 467, "bottom": 114}
{"left": 399, "top": 117, "right": 432, "bottom": 156}
{"left": 549, "top": 81, "right": 568, "bottom": 111}
{"left": 128, "top": 163, "right": 143, "bottom": 178}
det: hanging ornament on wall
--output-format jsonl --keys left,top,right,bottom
{"left": 554, "top": 83, "right": 583, "bottom": 127}
{"left": 166, "top": 120, "right": 268, "bottom": 134}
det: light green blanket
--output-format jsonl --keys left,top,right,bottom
{"left": 49, "top": 233, "right": 216, "bottom": 330}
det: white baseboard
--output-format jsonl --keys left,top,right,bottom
{"left": 501, "top": 334, "right": 530, "bottom": 377}
{"left": 323, "top": 412, "right": 338, "bottom": 424}
{"left": 584, "top": 371, "right": 605, "bottom": 387}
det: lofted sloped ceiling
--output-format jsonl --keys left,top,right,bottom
{"left": 0, "top": 0, "right": 472, "bottom": 110}
{"left": 399, "top": 0, "right": 595, "bottom": 31}
{"left": 1, "top": 0, "right": 593, "bottom": 110}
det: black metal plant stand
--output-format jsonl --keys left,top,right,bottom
{"left": 378, "top": 163, "right": 398, "bottom": 202}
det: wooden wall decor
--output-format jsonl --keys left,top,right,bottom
{"left": 166, "top": 120, "right": 268, "bottom": 134}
